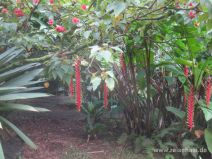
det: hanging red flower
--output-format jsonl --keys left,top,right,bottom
{"left": 184, "top": 66, "right": 189, "bottom": 78}
{"left": 187, "top": 86, "right": 195, "bottom": 130}
{"left": 104, "top": 82, "right": 109, "bottom": 109}
{"left": 206, "top": 77, "right": 211, "bottom": 106}
{"left": 120, "top": 52, "right": 126, "bottom": 74}
{"left": 75, "top": 58, "right": 81, "bottom": 112}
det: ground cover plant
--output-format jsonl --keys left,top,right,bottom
{"left": 0, "top": 0, "right": 212, "bottom": 158}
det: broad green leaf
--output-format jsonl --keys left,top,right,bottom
{"left": 205, "top": 128, "right": 212, "bottom": 153}
{"left": 111, "top": 46, "right": 123, "bottom": 52}
{"left": 0, "top": 116, "right": 37, "bottom": 149}
{"left": 0, "top": 63, "right": 41, "bottom": 83}
{"left": 194, "top": 66, "right": 204, "bottom": 89}
{"left": 105, "top": 78, "right": 115, "bottom": 91}
{"left": 111, "top": 1, "right": 127, "bottom": 17}
{"left": 166, "top": 106, "right": 186, "bottom": 120}
{"left": 0, "top": 87, "right": 26, "bottom": 94}
{"left": 91, "top": 76, "right": 101, "bottom": 91}
{"left": 175, "top": 58, "right": 193, "bottom": 66}
{"left": 199, "top": 100, "right": 212, "bottom": 122}
{"left": 0, "top": 93, "right": 50, "bottom": 101}
{"left": 178, "top": 76, "right": 187, "bottom": 84}
{"left": 83, "top": 30, "right": 92, "bottom": 39}
{"left": 0, "top": 103, "right": 49, "bottom": 112}
{"left": 101, "top": 50, "right": 112, "bottom": 62}
{"left": 0, "top": 47, "right": 19, "bottom": 62}
{"left": 0, "top": 142, "right": 5, "bottom": 159}
{"left": 106, "top": 71, "right": 115, "bottom": 78}
{"left": 3, "top": 69, "right": 43, "bottom": 87}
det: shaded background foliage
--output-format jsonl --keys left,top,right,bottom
{"left": 0, "top": 0, "right": 212, "bottom": 158}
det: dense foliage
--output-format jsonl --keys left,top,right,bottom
{"left": 0, "top": 0, "right": 212, "bottom": 158}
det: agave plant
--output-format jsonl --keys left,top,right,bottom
{"left": 0, "top": 47, "right": 50, "bottom": 158}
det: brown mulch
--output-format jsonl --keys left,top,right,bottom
{"left": 6, "top": 96, "right": 119, "bottom": 159}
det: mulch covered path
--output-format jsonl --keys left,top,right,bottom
{"left": 5, "top": 96, "right": 119, "bottom": 159}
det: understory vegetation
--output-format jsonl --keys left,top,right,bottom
{"left": 0, "top": 0, "right": 212, "bottom": 158}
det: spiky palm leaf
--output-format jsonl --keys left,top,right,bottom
{"left": 0, "top": 47, "right": 50, "bottom": 159}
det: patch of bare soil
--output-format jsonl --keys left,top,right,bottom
{"left": 6, "top": 96, "right": 119, "bottom": 159}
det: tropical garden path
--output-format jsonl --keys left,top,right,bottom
{"left": 5, "top": 96, "right": 119, "bottom": 159}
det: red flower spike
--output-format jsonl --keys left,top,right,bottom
{"left": 104, "top": 82, "right": 109, "bottom": 109}
{"left": 184, "top": 66, "right": 189, "bottom": 78}
{"left": 72, "top": 17, "right": 80, "bottom": 24}
{"left": 81, "top": 4, "right": 87, "bottom": 11}
{"left": 1, "top": 8, "right": 9, "bottom": 14}
{"left": 188, "top": 10, "right": 196, "bottom": 19}
{"left": 187, "top": 86, "right": 195, "bottom": 131}
{"left": 120, "top": 52, "right": 126, "bottom": 74}
{"left": 14, "top": 8, "right": 24, "bottom": 17}
{"left": 206, "top": 77, "right": 211, "bottom": 106}
{"left": 69, "top": 77, "right": 74, "bottom": 97}
{"left": 75, "top": 58, "right": 81, "bottom": 112}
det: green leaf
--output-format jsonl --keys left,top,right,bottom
{"left": 0, "top": 87, "right": 26, "bottom": 94}
{"left": 0, "top": 116, "right": 37, "bottom": 149}
{"left": 101, "top": 50, "right": 112, "bottom": 62}
{"left": 204, "top": 128, "right": 212, "bottom": 153}
{"left": 0, "top": 142, "right": 5, "bottom": 159}
{"left": 166, "top": 106, "right": 186, "bottom": 120}
{"left": 83, "top": 30, "right": 92, "bottom": 39}
{"left": 3, "top": 69, "right": 43, "bottom": 87}
{"left": 199, "top": 100, "right": 212, "bottom": 122}
{"left": 91, "top": 77, "right": 101, "bottom": 91}
{"left": 178, "top": 76, "right": 187, "bottom": 84}
{"left": 175, "top": 58, "right": 193, "bottom": 66}
{"left": 0, "top": 103, "right": 49, "bottom": 112}
{"left": 194, "top": 66, "right": 204, "bottom": 89}
{"left": 105, "top": 78, "right": 115, "bottom": 91}
{"left": 107, "top": 1, "right": 127, "bottom": 17}
{"left": 0, "top": 93, "right": 50, "bottom": 101}
{"left": 0, "top": 63, "right": 41, "bottom": 83}
{"left": 106, "top": 71, "right": 115, "bottom": 78}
